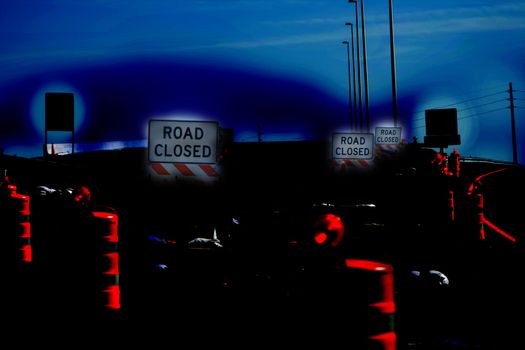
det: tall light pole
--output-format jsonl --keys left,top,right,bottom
{"left": 509, "top": 82, "right": 517, "bottom": 163}
{"left": 342, "top": 41, "right": 354, "bottom": 130}
{"left": 347, "top": 22, "right": 358, "bottom": 129}
{"left": 346, "top": 6, "right": 362, "bottom": 131}
{"left": 359, "top": 0, "right": 370, "bottom": 132}
{"left": 389, "top": 0, "right": 398, "bottom": 127}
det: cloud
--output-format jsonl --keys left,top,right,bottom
{"left": 187, "top": 30, "right": 346, "bottom": 49}
{"left": 393, "top": 3, "right": 525, "bottom": 36}
{"left": 262, "top": 17, "right": 346, "bottom": 26}
{"left": 396, "top": 3, "right": 525, "bottom": 22}
{"left": 197, "top": 1, "right": 525, "bottom": 53}
{"left": 395, "top": 16, "right": 525, "bottom": 36}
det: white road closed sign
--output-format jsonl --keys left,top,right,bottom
{"left": 333, "top": 133, "right": 374, "bottom": 160}
{"left": 375, "top": 127, "right": 402, "bottom": 145}
{"left": 148, "top": 120, "right": 218, "bottom": 164}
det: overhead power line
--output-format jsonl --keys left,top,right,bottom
{"left": 413, "top": 90, "right": 507, "bottom": 116}
{"left": 413, "top": 96, "right": 508, "bottom": 121}
{"left": 459, "top": 107, "right": 508, "bottom": 120}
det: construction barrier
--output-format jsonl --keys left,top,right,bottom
{"left": 448, "top": 190, "right": 455, "bottom": 222}
{"left": 92, "top": 210, "right": 120, "bottom": 310}
{"left": 475, "top": 194, "right": 485, "bottom": 240}
{"left": 331, "top": 159, "right": 375, "bottom": 173}
{"left": 345, "top": 259, "right": 396, "bottom": 350}
{"left": 473, "top": 192, "right": 516, "bottom": 243}
{"left": 148, "top": 162, "right": 220, "bottom": 184}
{"left": 0, "top": 184, "right": 32, "bottom": 266}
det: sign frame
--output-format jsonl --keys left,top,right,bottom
{"left": 148, "top": 119, "right": 218, "bottom": 164}
{"left": 332, "top": 132, "right": 374, "bottom": 160}
{"left": 375, "top": 127, "right": 402, "bottom": 145}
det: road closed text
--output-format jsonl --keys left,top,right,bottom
{"left": 333, "top": 133, "right": 374, "bottom": 160}
{"left": 148, "top": 120, "right": 218, "bottom": 164}
{"left": 375, "top": 127, "right": 402, "bottom": 145}
{"left": 154, "top": 143, "right": 212, "bottom": 158}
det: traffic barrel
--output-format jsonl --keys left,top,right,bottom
{"left": 11, "top": 191, "right": 32, "bottom": 263}
{"left": 475, "top": 194, "right": 485, "bottom": 240}
{"left": 92, "top": 211, "right": 120, "bottom": 310}
{"left": 345, "top": 259, "right": 396, "bottom": 350}
{"left": 448, "top": 190, "right": 455, "bottom": 222}
{"left": 1, "top": 184, "right": 32, "bottom": 265}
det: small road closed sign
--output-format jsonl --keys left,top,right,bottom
{"left": 333, "top": 133, "right": 374, "bottom": 160}
{"left": 375, "top": 127, "right": 402, "bottom": 145}
{"left": 148, "top": 120, "right": 218, "bottom": 164}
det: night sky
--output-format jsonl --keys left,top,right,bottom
{"left": 1, "top": 0, "right": 524, "bottom": 164}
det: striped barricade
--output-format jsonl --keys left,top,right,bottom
{"left": 331, "top": 158, "right": 375, "bottom": 173}
{"left": 148, "top": 162, "right": 220, "bottom": 184}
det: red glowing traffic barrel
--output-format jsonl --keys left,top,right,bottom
{"left": 475, "top": 194, "right": 485, "bottom": 240}
{"left": 1, "top": 184, "right": 32, "bottom": 266}
{"left": 448, "top": 190, "right": 455, "bottom": 223}
{"left": 345, "top": 258, "right": 396, "bottom": 350}
{"left": 11, "top": 191, "right": 32, "bottom": 263}
{"left": 92, "top": 210, "right": 120, "bottom": 310}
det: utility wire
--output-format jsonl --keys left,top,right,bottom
{"left": 459, "top": 107, "right": 509, "bottom": 120}
{"left": 414, "top": 90, "right": 506, "bottom": 115}
{"left": 413, "top": 97, "right": 507, "bottom": 121}
{"left": 412, "top": 106, "right": 509, "bottom": 128}
{"left": 457, "top": 98, "right": 507, "bottom": 112}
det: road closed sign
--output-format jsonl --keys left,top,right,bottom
{"left": 333, "top": 133, "right": 374, "bottom": 160}
{"left": 375, "top": 127, "right": 402, "bottom": 145}
{"left": 148, "top": 120, "right": 218, "bottom": 164}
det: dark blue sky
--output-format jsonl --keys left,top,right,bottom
{"left": 1, "top": 0, "right": 524, "bottom": 164}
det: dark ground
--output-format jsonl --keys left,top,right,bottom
{"left": 3, "top": 142, "right": 524, "bottom": 348}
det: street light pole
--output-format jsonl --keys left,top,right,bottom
{"left": 346, "top": 4, "right": 362, "bottom": 131}
{"left": 348, "top": 23, "right": 358, "bottom": 129}
{"left": 509, "top": 82, "right": 517, "bottom": 163}
{"left": 342, "top": 41, "right": 353, "bottom": 130}
{"left": 360, "top": 0, "right": 370, "bottom": 132}
{"left": 389, "top": 0, "right": 398, "bottom": 127}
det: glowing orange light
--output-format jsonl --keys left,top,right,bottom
{"left": 345, "top": 259, "right": 393, "bottom": 272}
{"left": 105, "top": 252, "right": 119, "bottom": 275}
{"left": 483, "top": 218, "right": 517, "bottom": 243}
{"left": 448, "top": 191, "right": 455, "bottom": 222}
{"left": 104, "top": 285, "right": 120, "bottom": 309}
{"left": 92, "top": 211, "right": 118, "bottom": 243}
{"left": 21, "top": 244, "right": 32, "bottom": 262}
{"left": 313, "top": 213, "right": 344, "bottom": 247}
{"left": 314, "top": 232, "right": 328, "bottom": 244}
{"left": 467, "top": 167, "right": 508, "bottom": 195}
{"left": 476, "top": 194, "right": 485, "bottom": 240}
{"left": 20, "top": 222, "right": 31, "bottom": 238}
{"left": 11, "top": 193, "right": 30, "bottom": 215}
{"left": 368, "top": 331, "right": 397, "bottom": 350}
